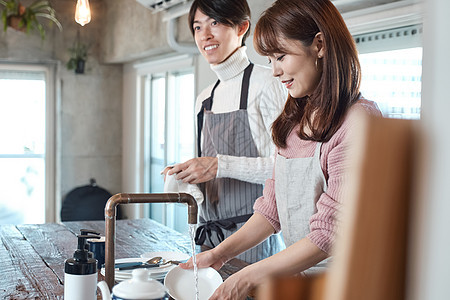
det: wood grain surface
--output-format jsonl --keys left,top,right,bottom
{"left": 0, "top": 219, "right": 249, "bottom": 299}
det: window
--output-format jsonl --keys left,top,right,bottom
{"left": 355, "top": 24, "right": 423, "bottom": 119}
{"left": 147, "top": 70, "right": 195, "bottom": 234}
{"left": 0, "top": 64, "right": 56, "bottom": 224}
{"left": 136, "top": 55, "right": 195, "bottom": 234}
{"left": 147, "top": 71, "right": 195, "bottom": 192}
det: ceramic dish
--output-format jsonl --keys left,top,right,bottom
{"left": 164, "top": 266, "right": 223, "bottom": 300}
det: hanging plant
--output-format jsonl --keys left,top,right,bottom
{"left": 67, "top": 38, "right": 89, "bottom": 74}
{"left": 0, "top": 0, "right": 62, "bottom": 40}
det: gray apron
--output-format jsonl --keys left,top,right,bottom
{"left": 275, "top": 142, "right": 329, "bottom": 274}
{"left": 195, "top": 63, "right": 284, "bottom": 263}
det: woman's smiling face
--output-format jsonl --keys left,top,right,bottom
{"left": 192, "top": 9, "right": 245, "bottom": 65}
{"left": 268, "top": 36, "right": 323, "bottom": 99}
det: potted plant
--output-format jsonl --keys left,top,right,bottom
{"left": 66, "top": 40, "right": 89, "bottom": 74}
{"left": 0, "top": 0, "right": 62, "bottom": 40}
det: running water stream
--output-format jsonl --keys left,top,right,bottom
{"left": 189, "top": 224, "right": 199, "bottom": 300}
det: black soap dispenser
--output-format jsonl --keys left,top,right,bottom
{"left": 64, "top": 234, "right": 100, "bottom": 300}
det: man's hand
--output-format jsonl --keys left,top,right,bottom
{"left": 167, "top": 157, "right": 218, "bottom": 184}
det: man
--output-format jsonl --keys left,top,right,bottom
{"left": 164, "top": 0, "right": 286, "bottom": 263}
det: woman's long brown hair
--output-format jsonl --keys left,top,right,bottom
{"left": 254, "top": 0, "right": 361, "bottom": 147}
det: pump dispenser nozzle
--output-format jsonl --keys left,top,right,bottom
{"left": 74, "top": 234, "right": 100, "bottom": 261}
{"left": 65, "top": 234, "right": 99, "bottom": 275}
{"left": 80, "top": 229, "right": 101, "bottom": 258}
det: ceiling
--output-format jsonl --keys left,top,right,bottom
{"left": 134, "top": 0, "right": 408, "bottom": 17}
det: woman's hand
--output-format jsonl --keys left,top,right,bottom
{"left": 209, "top": 269, "right": 255, "bottom": 300}
{"left": 178, "top": 248, "right": 227, "bottom": 271}
{"left": 167, "top": 157, "right": 218, "bottom": 184}
{"left": 181, "top": 252, "right": 255, "bottom": 300}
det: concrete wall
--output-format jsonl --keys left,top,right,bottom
{"left": 0, "top": 0, "right": 123, "bottom": 221}
{"left": 101, "top": 0, "right": 193, "bottom": 63}
{"left": 54, "top": 0, "right": 123, "bottom": 207}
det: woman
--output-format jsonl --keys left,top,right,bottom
{"left": 179, "top": 0, "right": 382, "bottom": 298}
{"left": 164, "top": 0, "right": 287, "bottom": 263}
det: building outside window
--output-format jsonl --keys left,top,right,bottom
{"left": 356, "top": 24, "right": 422, "bottom": 120}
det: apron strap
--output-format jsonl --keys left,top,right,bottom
{"left": 197, "top": 80, "right": 220, "bottom": 157}
{"left": 195, "top": 214, "right": 253, "bottom": 247}
{"left": 239, "top": 63, "right": 254, "bottom": 110}
{"left": 196, "top": 62, "right": 254, "bottom": 157}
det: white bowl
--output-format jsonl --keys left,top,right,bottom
{"left": 164, "top": 266, "right": 223, "bottom": 300}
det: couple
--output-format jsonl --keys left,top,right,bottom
{"left": 164, "top": 0, "right": 382, "bottom": 299}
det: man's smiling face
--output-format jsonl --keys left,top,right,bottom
{"left": 192, "top": 9, "right": 243, "bottom": 65}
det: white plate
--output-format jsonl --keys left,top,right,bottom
{"left": 100, "top": 257, "right": 176, "bottom": 281}
{"left": 164, "top": 266, "right": 223, "bottom": 300}
{"left": 140, "top": 251, "right": 190, "bottom": 263}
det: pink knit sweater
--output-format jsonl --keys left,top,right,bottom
{"left": 253, "top": 99, "right": 382, "bottom": 254}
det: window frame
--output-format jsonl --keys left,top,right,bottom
{"left": 0, "top": 62, "right": 57, "bottom": 223}
{"left": 134, "top": 54, "right": 195, "bottom": 223}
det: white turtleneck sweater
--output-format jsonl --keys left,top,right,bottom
{"left": 195, "top": 47, "right": 287, "bottom": 184}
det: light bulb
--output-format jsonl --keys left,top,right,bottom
{"left": 75, "top": 0, "right": 91, "bottom": 26}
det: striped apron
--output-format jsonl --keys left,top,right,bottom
{"left": 275, "top": 142, "right": 329, "bottom": 275}
{"left": 195, "top": 63, "right": 284, "bottom": 263}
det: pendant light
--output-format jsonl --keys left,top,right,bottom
{"left": 75, "top": 0, "right": 91, "bottom": 26}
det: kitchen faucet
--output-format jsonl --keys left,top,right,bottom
{"left": 104, "top": 193, "right": 198, "bottom": 289}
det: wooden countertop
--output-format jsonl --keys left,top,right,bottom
{"left": 0, "top": 218, "right": 248, "bottom": 299}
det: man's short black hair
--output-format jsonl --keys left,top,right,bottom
{"left": 188, "top": 0, "right": 251, "bottom": 46}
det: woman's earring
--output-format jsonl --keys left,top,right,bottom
{"left": 315, "top": 55, "right": 322, "bottom": 71}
